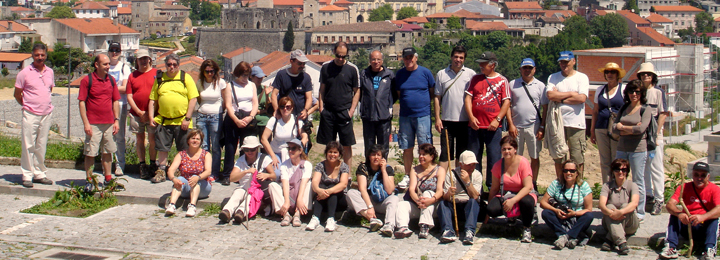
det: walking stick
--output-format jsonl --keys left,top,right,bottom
{"left": 445, "top": 130, "right": 459, "bottom": 234}
{"left": 671, "top": 157, "right": 692, "bottom": 257}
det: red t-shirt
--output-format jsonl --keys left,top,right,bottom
{"left": 78, "top": 72, "right": 120, "bottom": 125}
{"left": 671, "top": 182, "right": 720, "bottom": 215}
{"left": 127, "top": 68, "right": 157, "bottom": 117}
{"left": 491, "top": 156, "right": 537, "bottom": 203}
{"left": 465, "top": 73, "right": 510, "bottom": 129}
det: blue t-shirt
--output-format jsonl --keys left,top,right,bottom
{"left": 394, "top": 66, "right": 435, "bottom": 117}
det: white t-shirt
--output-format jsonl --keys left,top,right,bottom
{"left": 266, "top": 114, "right": 304, "bottom": 153}
{"left": 197, "top": 79, "right": 227, "bottom": 114}
{"left": 229, "top": 81, "right": 255, "bottom": 113}
{"left": 434, "top": 66, "right": 476, "bottom": 121}
{"left": 279, "top": 159, "right": 313, "bottom": 180}
{"left": 546, "top": 71, "right": 589, "bottom": 129}
{"left": 233, "top": 153, "right": 272, "bottom": 189}
{"left": 109, "top": 61, "right": 131, "bottom": 100}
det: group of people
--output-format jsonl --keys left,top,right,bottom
{"left": 13, "top": 41, "right": 720, "bottom": 259}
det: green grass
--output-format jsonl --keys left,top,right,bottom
{"left": 0, "top": 133, "right": 84, "bottom": 161}
{"left": 139, "top": 41, "right": 175, "bottom": 49}
{"left": 591, "top": 182, "right": 602, "bottom": 199}
{"left": 21, "top": 183, "right": 118, "bottom": 218}
{"left": 0, "top": 78, "right": 14, "bottom": 89}
{"left": 199, "top": 203, "right": 221, "bottom": 217}
{"left": 665, "top": 143, "right": 693, "bottom": 153}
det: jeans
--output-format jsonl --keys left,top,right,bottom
{"left": 438, "top": 199, "right": 480, "bottom": 232}
{"left": 114, "top": 97, "right": 128, "bottom": 170}
{"left": 222, "top": 114, "right": 255, "bottom": 179}
{"left": 362, "top": 118, "right": 391, "bottom": 157}
{"left": 616, "top": 150, "right": 647, "bottom": 218}
{"left": 541, "top": 209, "right": 593, "bottom": 239}
{"left": 467, "top": 128, "right": 502, "bottom": 187}
{"left": 666, "top": 214, "right": 719, "bottom": 251}
{"left": 397, "top": 115, "right": 432, "bottom": 150}
{"left": 195, "top": 112, "right": 222, "bottom": 178}
{"left": 177, "top": 176, "right": 212, "bottom": 199}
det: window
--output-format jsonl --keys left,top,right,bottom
{"left": 322, "top": 21, "right": 326, "bottom": 25}
{"left": 675, "top": 21, "right": 678, "bottom": 25}
{"left": 375, "top": 3, "right": 378, "bottom": 8}
{"left": 137, "top": 3, "right": 140, "bottom": 6}
{"left": 346, "top": 36, "right": 350, "bottom": 42}
{"left": 368, "top": 36, "right": 372, "bottom": 42}
{"left": 682, "top": 13, "right": 685, "bottom": 17}
{"left": 682, "top": 21, "right": 685, "bottom": 25}
{"left": 353, "top": 36, "right": 357, "bottom": 43}
{"left": 332, "top": 36, "right": 335, "bottom": 42}
{"left": 324, "top": 36, "right": 328, "bottom": 43}
{"left": 360, "top": 36, "right": 364, "bottom": 43}
{"left": 402, "top": 33, "right": 405, "bottom": 37}
{"left": 317, "top": 36, "right": 321, "bottom": 43}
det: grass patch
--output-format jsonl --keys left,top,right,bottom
{"left": 591, "top": 182, "right": 602, "bottom": 199}
{"left": 0, "top": 132, "right": 84, "bottom": 162}
{"left": 21, "top": 181, "right": 120, "bottom": 218}
{"left": 199, "top": 203, "right": 221, "bottom": 217}
{"left": 139, "top": 41, "right": 176, "bottom": 49}
{"left": 536, "top": 184, "right": 547, "bottom": 195}
{"left": 665, "top": 143, "right": 693, "bottom": 153}
{"left": 0, "top": 78, "right": 14, "bottom": 89}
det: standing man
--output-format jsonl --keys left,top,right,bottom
{"left": 126, "top": 49, "right": 158, "bottom": 179}
{"left": 359, "top": 50, "right": 395, "bottom": 157}
{"left": 464, "top": 51, "right": 510, "bottom": 187}
{"left": 546, "top": 51, "right": 589, "bottom": 177}
{"left": 271, "top": 50, "right": 313, "bottom": 121}
{"left": 318, "top": 42, "right": 360, "bottom": 167}
{"left": 14, "top": 43, "right": 54, "bottom": 188}
{"left": 434, "top": 46, "right": 476, "bottom": 171}
{"left": 78, "top": 54, "right": 120, "bottom": 191}
{"left": 107, "top": 42, "right": 131, "bottom": 176}
{"left": 147, "top": 54, "right": 199, "bottom": 183}
{"left": 507, "top": 58, "right": 547, "bottom": 187}
{"left": 395, "top": 47, "right": 436, "bottom": 176}
{"left": 660, "top": 162, "right": 720, "bottom": 260}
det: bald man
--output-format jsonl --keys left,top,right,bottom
{"left": 359, "top": 50, "right": 395, "bottom": 156}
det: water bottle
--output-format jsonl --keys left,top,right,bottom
{"left": 648, "top": 150, "right": 655, "bottom": 159}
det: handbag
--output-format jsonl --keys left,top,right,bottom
{"left": 231, "top": 81, "right": 258, "bottom": 129}
{"left": 604, "top": 84, "right": 620, "bottom": 141}
{"left": 368, "top": 164, "right": 390, "bottom": 203}
{"left": 491, "top": 159, "right": 520, "bottom": 218}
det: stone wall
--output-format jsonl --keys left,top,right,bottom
{"left": 222, "top": 8, "right": 300, "bottom": 30}
{"left": 197, "top": 28, "right": 305, "bottom": 60}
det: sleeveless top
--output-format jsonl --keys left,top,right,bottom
{"left": 178, "top": 150, "right": 208, "bottom": 179}
{"left": 314, "top": 161, "right": 351, "bottom": 191}
{"left": 595, "top": 83, "right": 624, "bottom": 129}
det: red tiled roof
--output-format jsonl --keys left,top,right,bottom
{"left": 545, "top": 10, "right": 576, "bottom": 17}
{"left": 255, "top": 51, "right": 291, "bottom": 76}
{"left": 10, "top": 6, "right": 34, "bottom": 12}
{"left": 333, "top": 0, "right": 353, "bottom": 5}
{"left": 274, "top": 0, "right": 302, "bottom": 6}
{"left": 72, "top": 1, "right": 110, "bottom": 10}
{"left": 319, "top": 5, "right": 346, "bottom": 11}
{"left": 403, "top": 16, "right": 429, "bottom": 23}
{"left": 401, "top": 23, "right": 422, "bottom": 30}
{"left": 156, "top": 55, "right": 203, "bottom": 70}
{"left": 158, "top": 4, "right": 191, "bottom": 10}
{"left": 453, "top": 9, "right": 484, "bottom": 19}
{"left": 390, "top": 20, "right": 408, "bottom": 25}
{"left": 55, "top": 18, "right": 139, "bottom": 35}
{"left": 646, "top": 13, "right": 673, "bottom": 23}
{"left": 595, "top": 10, "right": 609, "bottom": 15}
{"left": 638, "top": 27, "right": 675, "bottom": 45}
{"left": 716, "top": 17, "right": 720, "bottom": 22}
{"left": 504, "top": 1, "right": 542, "bottom": 10}
{"left": 101, "top": 1, "right": 120, "bottom": 7}
{"left": 156, "top": 49, "right": 178, "bottom": 62}
{"left": 319, "top": 0, "right": 331, "bottom": 4}
{"left": 222, "top": 46, "right": 254, "bottom": 59}
{"left": 0, "top": 21, "right": 33, "bottom": 32}
{"left": 306, "top": 54, "right": 333, "bottom": 64}
{"left": 117, "top": 7, "right": 131, "bottom": 14}
{"left": 0, "top": 52, "right": 31, "bottom": 62}
{"left": 426, "top": 12, "right": 461, "bottom": 18}
{"left": 70, "top": 76, "right": 84, "bottom": 87}
{"left": 652, "top": 5, "right": 703, "bottom": 12}
{"left": 467, "top": 20, "right": 510, "bottom": 31}
{"left": 617, "top": 10, "right": 650, "bottom": 25}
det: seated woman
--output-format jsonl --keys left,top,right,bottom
{"left": 346, "top": 144, "right": 399, "bottom": 236}
{"left": 261, "top": 97, "right": 309, "bottom": 172}
{"left": 164, "top": 129, "right": 212, "bottom": 217}
{"left": 267, "top": 139, "right": 313, "bottom": 227}
{"left": 599, "top": 158, "right": 639, "bottom": 255}
{"left": 395, "top": 143, "right": 446, "bottom": 240}
{"left": 307, "top": 141, "right": 350, "bottom": 232}
{"left": 218, "top": 136, "right": 275, "bottom": 224}
{"left": 540, "top": 160, "right": 594, "bottom": 250}
{"left": 486, "top": 136, "right": 537, "bottom": 243}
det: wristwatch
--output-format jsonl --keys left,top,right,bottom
{"left": 184, "top": 117, "right": 191, "bottom": 121}
{"left": 496, "top": 116, "right": 502, "bottom": 122}
{"left": 114, "top": 118, "right": 119, "bottom": 122}
{"left": 367, "top": 204, "right": 374, "bottom": 209}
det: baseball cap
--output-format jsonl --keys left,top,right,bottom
{"left": 459, "top": 151, "right": 478, "bottom": 165}
{"left": 136, "top": 49, "right": 151, "bottom": 59}
{"left": 109, "top": 41, "right": 121, "bottom": 51}
{"left": 557, "top": 51, "right": 574, "bottom": 61}
{"left": 251, "top": 66, "right": 266, "bottom": 78}
{"left": 475, "top": 51, "right": 497, "bottom": 63}
{"left": 286, "top": 139, "right": 305, "bottom": 151}
{"left": 290, "top": 49, "right": 309, "bottom": 63}
{"left": 520, "top": 58, "right": 535, "bottom": 68}
{"left": 693, "top": 161, "right": 710, "bottom": 173}
{"left": 402, "top": 47, "right": 416, "bottom": 58}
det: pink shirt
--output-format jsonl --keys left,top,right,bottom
{"left": 491, "top": 156, "right": 537, "bottom": 203}
{"left": 15, "top": 64, "right": 55, "bottom": 115}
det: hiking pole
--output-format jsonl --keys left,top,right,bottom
{"left": 445, "top": 130, "right": 459, "bottom": 234}
{"left": 671, "top": 157, "right": 692, "bottom": 257}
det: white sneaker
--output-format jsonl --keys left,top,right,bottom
{"left": 185, "top": 204, "right": 197, "bottom": 217}
{"left": 165, "top": 204, "right": 176, "bottom": 215}
{"left": 398, "top": 175, "right": 410, "bottom": 189}
{"left": 115, "top": 163, "right": 124, "bottom": 176}
{"left": 306, "top": 216, "right": 321, "bottom": 231}
{"left": 369, "top": 218, "right": 383, "bottom": 232}
{"left": 324, "top": 218, "right": 337, "bottom": 232}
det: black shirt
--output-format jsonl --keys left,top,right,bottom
{"left": 272, "top": 68, "right": 313, "bottom": 115}
{"left": 320, "top": 61, "right": 359, "bottom": 112}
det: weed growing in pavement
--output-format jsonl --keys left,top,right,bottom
{"left": 591, "top": 182, "right": 602, "bottom": 199}
{"left": 21, "top": 178, "right": 123, "bottom": 218}
{"left": 536, "top": 184, "right": 547, "bottom": 195}
{"left": 394, "top": 173, "right": 405, "bottom": 185}
{"left": 199, "top": 203, "right": 221, "bottom": 217}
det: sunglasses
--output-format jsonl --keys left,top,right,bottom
{"left": 166, "top": 63, "right": 179, "bottom": 68}
{"left": 242, "top": 148, "right": 257, "bottom": 153}
{"left": 562, "top": 169, "right": 577, "bottom": 173}
{"left": 639, "top": 73, "right": 653, "bottom": 77}
{"left": 612, "top": 167, "right": 629, "bottom": 173}
{"left": 109, "top": 49, "right": 121, "bottom": 53}
{"left": 694, "top": 173, "right": 709, "bottom": 178}
{"left": 604, "top": 70, "right": 618, "bottom": 74}
{"left": 629, "top": 89, "right": 642, "bottom": 94}
{"left": 282, "top": 105, "right": 293, "bottom": 110}
{"left": 288, "top": 145, "right": 301, "bottom": 152}
{"left": 335, "top": 55, "right": 349, "bottom": 59}
{"left": 205, "top": 70, "right": 215, "bottom": 74}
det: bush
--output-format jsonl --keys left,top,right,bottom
{"left": 665, "top": 143, "right": 693, "bottom": 153}
{"left": 591, "top": 182, "right": 602, "bottom": 199}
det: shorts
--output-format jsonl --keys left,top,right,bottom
{"left": 84, "top": 124, "right": 117, "bottom": 156}
{"left": 553, "top": 126, "right": 586, "bottom": 164}
{"left": 155, "top": 124, "right": 189, "bottom": 152}
{"left": 316, "top": 109, "right": 355, "bottom": 146}
{"left": 398, "top": 115, "right": 432, "bottom": 150}
{"left": 129, "top": 114, "right": 156, "bottom": 134}
{"left": 517, "top": 124, "right": 542, "bottom": 159}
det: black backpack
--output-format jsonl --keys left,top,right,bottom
{"left": 85, "top": 73, "right": 117, "bottom": 101}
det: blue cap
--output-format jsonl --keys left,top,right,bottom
{"left": 286, "top": 139, "right": 304, "bottom": 152}
{"left": 520, "top": 58, "right": 535, "bottom": 68}
{"left": 250, "top": 66, "right": 266, "bottom": 78}
{"left": 558, "top": 51, "right": 574, "bottom": 61}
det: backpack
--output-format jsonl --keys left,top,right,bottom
{"left": 366, "top": 164, "right": 390, "bottom": 203}
{"left": 85, "top": 73, "right": 117, "bottom": 101}
{"left": 617, "top": 104, "right": 657, "bottom": 151}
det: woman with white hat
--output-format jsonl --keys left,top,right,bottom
{"left": 637, "top": 62, "right": 668, "bottom": 216}
{"left": 218, "top": 136, "right": 275, "bottom": 224}
{"left": 267, "top": 139, "right": 314, "bottom": 227}
{"left": 591, "top": 62, "right": 626, "bottom": 184}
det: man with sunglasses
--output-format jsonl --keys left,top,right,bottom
{"left": 318, "top": 41, "right": 360, "bottom": 167}
{"left": 127, "top": 49, "right": 158, "bottom": 179}
{"left": 107, "top": 42, "right": 131, "bottom": 177}
{"left": 271, "top": 50, "right": 313, "bottom": 121}
{"left": 660, "top": 162, "right": 720, "bottom": 260}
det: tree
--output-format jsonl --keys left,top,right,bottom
{"left": 396, "top": 7, "right": 418, "bottom": 20}
{"left": 590, "top": 13, "right": 629, "bottom": 48}
{"left": 418, "top": 36, "right": 451, "bottom": 73}
{"left": 17, "top": 37, "right": 32, "bottom": 53}
{"left": 1, "top": 68, "right": 8, "bottom": 77}
{"left": 369, "top": 4, "right": 393, "bottom": 21}
{"left": 542, "top": 0, "right": 562, "bottom": 10}
{"left": 46, "top": 6, "right": 76, "bottom": 19}
{"left": 678, "top": 26, "right": 696, "bottom": 41}
{"left": 187, "top": 35, "right": 196, "bottom": 43}
{"left": 622, "top": 0, "right": 639, "bottom": 14}
{"left": 484, "top": 31, "right": 510, "bottom": 50}
{"left": 424, "top": 20, "right": 438, "bottom": 29}
{"left": 446, "top": 15, "right": 462, "bottom": 30}
{"left": 563, "top": 15, "right": 592, "bottom": 41}
{"left": 283, "top": 22, "right": 294, "bottom": 52}
{"left": 180, "top": 0, "right": 202, "bottom": 20}
{"left": 47, "top": 43, "right": 94, "bottom": 75}
{"left": 695, "top": 11, "right": 714, "bottom": 34}
{"left": 199, "top": 2, "right": 221, "bottom": 21}
{"left": 351, "top": 48, "right": 369, "bottom": 69}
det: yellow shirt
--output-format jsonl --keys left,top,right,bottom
{"left": 149, "top": 71, "right": 199, "bottom": 126}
